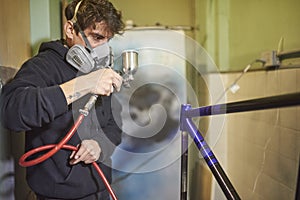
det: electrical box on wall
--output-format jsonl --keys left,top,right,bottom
{"left": 261, "top": 50, "right": 280, "bottom": 68}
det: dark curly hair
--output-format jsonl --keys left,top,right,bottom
{"left": 65, "top": 0, "right": 124, "bottom": 36}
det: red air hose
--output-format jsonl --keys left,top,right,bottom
{"left": 19, "top": 113, "right": 118, "bottom": 200}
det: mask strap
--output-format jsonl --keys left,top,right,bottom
{"left": 70, "top": 0, "right": 93, "bottom": 51}
{"left": 79, "top": 30, "right": 93, "bottom": 51}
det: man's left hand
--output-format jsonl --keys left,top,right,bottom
{"left": 69, "top": 139, "right": 101, "bottom": 165}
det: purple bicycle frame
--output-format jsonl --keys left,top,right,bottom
{"left": 180, "top": 92, "right": 300, "bottom": 200}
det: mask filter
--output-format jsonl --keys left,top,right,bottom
{"left": 66, "top": 42, "right": 110, "bottom": 74}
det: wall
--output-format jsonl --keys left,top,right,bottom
{"left": 30, "top": 0, "right": 62, "bottom": 55}
{"left": 209, "top": 68, "right": 300, "bottom": 200}
{"left": 110, "top": 0, "right": 194, "bottom": 27}
{"left": 194, "top": 0, "right": 300, "bottom": 71}
{"left": 110, "top": 0, "right": 195, "bottom": 38}
{"left": 0, "top": 0, "right": 31, "bottom": 68}
{"left": 228, "top": 0, "right": 300, "bottom": 71}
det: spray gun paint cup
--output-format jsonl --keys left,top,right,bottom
{"left": 121, "top": 50, "right": 138, "bottom": 87}
{"left": 122, "top": 50, "right": 138, "bottom": 74}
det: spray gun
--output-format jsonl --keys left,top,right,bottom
{"left": 78, "top": 49, "right": 139, "bottom": 116}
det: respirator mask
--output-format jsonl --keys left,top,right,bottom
{"left": 66, "top": 41, "right": 112, "bottom": 74}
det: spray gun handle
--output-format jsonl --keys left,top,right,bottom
{"left": 79, "top": 94, "right": 98, "bottom": 116}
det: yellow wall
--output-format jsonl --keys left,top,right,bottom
{"left": 110, "top": 0, "right": 195, "bottom": 28}
{"left": 194, "top": 0, "right": 300, "bottom": 71}
{"left": 0, "top": 0, "right": 31, "bottom": 68}
{"left": 229, "top": 0, "right": 300, "bottom": 71}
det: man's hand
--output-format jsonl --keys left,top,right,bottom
{"left": 60, "top": 68, "right": 123, "bottom": 105}
{"left": 89, "top": 68, "right": 123, "bottom": 96}
{"left": 69, "top": 139, "right": 101, "bottom": 165}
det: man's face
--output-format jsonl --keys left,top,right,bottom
{"left": 73, "top": 21, "right": 113, "bottom": 49}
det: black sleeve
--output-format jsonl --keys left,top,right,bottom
{"left": 0, "top": 59, "right": 68, "bottom": 132}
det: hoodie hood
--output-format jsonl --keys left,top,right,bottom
{"left": 38, "top": 40, "right": 68, "bottom": 59}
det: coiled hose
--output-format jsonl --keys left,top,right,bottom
{"left": 19, "top": 95, "right": 118, "bottom": 200}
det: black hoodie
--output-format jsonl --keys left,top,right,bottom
{"left": 0, "top": 40, "right": 122, "bottom": 199}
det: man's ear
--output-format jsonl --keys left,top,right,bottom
{"left": 64, "top": 20, "right": 75, "bottom": 40}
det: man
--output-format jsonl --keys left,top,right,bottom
{"left": 0, "top": 0, "right": 124, "bottom": 199}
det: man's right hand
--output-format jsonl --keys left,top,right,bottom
{"left": 88, "top": 68, "right": 123, "bottom": 96}
{"left": 60, "top": 68, "right": 123, "bottom": 105}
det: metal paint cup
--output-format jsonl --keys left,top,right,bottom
{"left": 122, "top": 50, "right": 138, "bottom": 75}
